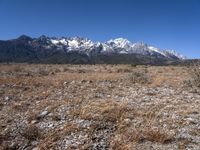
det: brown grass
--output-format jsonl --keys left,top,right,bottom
{"left": 0, "top": 64, "right": 197, "bottom": 149}
{"left": 189, "top": 62, "right": 200, "bottom": 88}
{"left": 127, "top": 70, "right": 150, "bottom": 84}
{"left": 69, "top": 99, "right": 130, "bottom": 123}
{"left": 37, "top": 122, "right": 84, "bottom": 149}
{"left": 111, "top": 126, "right": 175, "bottom": 149}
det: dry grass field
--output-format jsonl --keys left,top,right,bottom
{"left": 0, "top": 64, "right": 200, "bottom": 150}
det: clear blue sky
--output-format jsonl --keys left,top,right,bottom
{"left": 0, "top": 0, "right": 200, "bottom": 58}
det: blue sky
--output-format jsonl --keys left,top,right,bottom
{"left": 0, "top": 0, "right": 200, "bottom": 58}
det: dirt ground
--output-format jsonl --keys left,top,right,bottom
{"left": 0, "top": 64, "right": 200, "bottom": 150}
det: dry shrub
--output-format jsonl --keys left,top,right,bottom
{"left": 111, "top": 103, "right": 176, "bottom": 148}
{"left": 20, "top": 125, "right": 40, "bottom": 141}
{"left": 13, "top": 65, "right": 23, "bottom": 72}
{"left": 0, "top": 64, "right": 24, "bottom": 73}
{"left": 38, "top": 68, "right": 49, "bottom": 76}
{"left": 0, "top": 134, "right": 5, "bottom": 145}
{"left": 63, "top": 67, "right": 69, "bottom": 72}
{"left": 27, "top": 111, "right": 39, "bottom": 122}
{"left": 128, "top": 70, "right": 150, "bottom": 84}
{"left": 117, "top": 68, "right": 132, "bottom": 73}
{"left": 74, "top": 100, "right": 129, "bottom": 123}
{"left": 139, "top": 127, "right": 174, "bottom": 143}
{"left": 184, "top": 62, "right": 200, "bottom": 91}
{"left": 110, "top": 140, "right": 136, "bottom": 150}
{"left": 111, "top": 126, "right": 174, "bottom": 149}
{"left": 0, "top": 143, "right": 10, "bottom": 150}
{"left": 54, "top": 68, "right": 61, "bottom": 73}
{"left": 190, "top": 62, "right": 200, "bottom": 87}
{"left": 38, "top": 122, "right": 81, "bottom": 149}
{"left": 130, "top": 64, "right": 137, "bottom": 67}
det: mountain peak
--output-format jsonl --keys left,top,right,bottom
{"left": 108, "top": 38, "right": 130, "bottom": 43}
{"left": 17, "top": 34, "right": 32, "bottom": 40}
{"left": 107, "top": 38, "right": 131, "bottom": 48}
{"left": 1, "top": 35, "right": 185, "bottom": 64}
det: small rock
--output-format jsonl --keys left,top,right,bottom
{"left": 187, "top": 117, "right": 197, "bottom": 124}
{"left": 31, "top": 120, "right": 38, "bottom": 124}
{"left": 107, "top": 95, "right": 111, "bottom": 98}
{"left": 71, "top": 81, "right": 76, "bottom": 84}
{"left": 163, "top": 112, "right": 169, "bottom": 117}
{"left": 63, "top": 81, "right": 68, "bottom": 85}
{"left": 48, "top": 113, "right": 53, "bottom": 117}
{"left": 31, "top": 141, "right": 38, "bottom": 146}
{"left": 38, "top": 110, "right": 49, "bottom": 119}
{"left": 124, "top": 118, "right": 131, "bottom": 124}
{"left": 5, "top": 96, "right": 9, "bottom": 101}
{"left": 48, "top": 123, "right": 54, "bottom": 128}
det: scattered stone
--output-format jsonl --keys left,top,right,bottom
{"left": 2, "top": 65, "right": 200, "bottom": 149}
{"left": 31, "top": 141, "right": 39, "bottom": 146}
{"left": 63, "top": 81, "right": 68, "bottom": 85}
{"left": 48, "top": 123, "right": 54, "bottom": 128}
{"left": 31, "top": 120, "right": 38, "bottom": 124}
{"left": 124, "top": 118, "right": 131, "bottom": 124}
{"left": 5, "top": 96, "right": 10, "bottom": 101}
{"left": 71, "top": 81, "right": 76, "bottom": 84}
{"left": 38, "top": 110, "right": 49, "bottom": 119}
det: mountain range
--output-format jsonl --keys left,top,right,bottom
{"left": 0, "top": 35, "right": 185, "bottom": 65}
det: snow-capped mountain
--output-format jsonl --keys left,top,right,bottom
{"left": 34, "top": 36, "right": 184, "bottom": 59}
{"left": 0, "top": 35, "right": 185, "bottom": 64}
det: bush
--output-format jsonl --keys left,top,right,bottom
{"left": 38, "top": 68, "right": 49, "bottom": 76}
{"left": 20, "top": 125, "right": 40, "bottom": 141}
{"left": 128, "top": 70, "right": 150, "bottom": 84}
{"left": 191, "top": 62, "right": 200, "bottom": 87}
{"left": 13, "top": 65, "right": 23, "bottom": 72}
{"left": 117, "top": 68, "right": 132, "bottom": 73}
{"left": 130, "top": 64, "right": 137, "bottom": 67}
{"left": 185, "top": 61, "right": 200, "bottom": 91}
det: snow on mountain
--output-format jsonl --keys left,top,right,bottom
{"left": 167, "top": 50, "right": 186, "bottom": 60}
{"left": 107, "top": 38, "right": 131, "bottom": 48}
{"left": 51, "top": 39, "right": 60, "bottom": 45}
{"left": 68, "top": 39, "right": 79, "bottom": 50}
{"left": 32, "top": 36, "right": 185, "bottom": 60}
{"left": 148, "top": 46, "right": 167, "bottom": 57}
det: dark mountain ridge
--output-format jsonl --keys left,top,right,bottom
{"left": 0, "top": 35, "right": 185, "bottom": 65}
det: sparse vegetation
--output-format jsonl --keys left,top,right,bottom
{"left": 0, "top": 64, "right": 199, "bottom": 149}
{"left": 128, "top": 69, "right": 150, "bottom": 84}
{"left": 20, "top": 124, "right": 40, "bottom": 141}
{"left": 190, "top": 62, "right": 200, "bottom": 87}
{"left": 184, "top": 61, "right": 200, "bottom": 92}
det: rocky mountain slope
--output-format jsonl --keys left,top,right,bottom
{"left": 0, "top": 35, "right": 185, "bottom": 64}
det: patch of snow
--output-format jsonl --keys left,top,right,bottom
{"left": 148, "top": 46, "right": 167, "bottom": 56}
{"left": 68, "top": 39, "right": 79, "bottom": 50}
{"left": 60, "top": 39, "right": 68, "bottom": 45}
{"left": 44, "top": 36, "right": 185, "bottom": 59}
{"left": 51, "top": 39, "right": 59, "bottom": 45}
{"left": 108, "top": 38, "right": 131, "bottom": 48}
